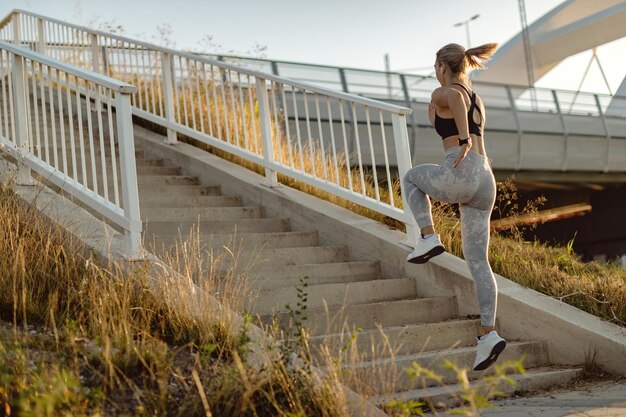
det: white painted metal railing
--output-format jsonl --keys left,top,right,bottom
{"left": 0, "top": 38, "right": 142, "bottom": 258}
{"left": 0, "top": 9, "right": 421, "bottom": 243}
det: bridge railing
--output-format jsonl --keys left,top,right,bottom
{"left": 0, "top": 38, "right": 142, "bottom": 258}
{"left": 1, "top": 9, "right": 421, "bottom": 244}
{"left": 199, "top": 53, "right": 626, "bottom": 120}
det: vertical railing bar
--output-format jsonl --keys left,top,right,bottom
{"left": 131, "top": 44, "right": 143, "bottom": 110}
{"left": 326, "top": 96, "right": 340, "bottom": 185}
{"left": 595, "top": 93, "right": 612, "bottom": 173}
{"left": 314, "top": 92, "right": 328, "bottom": 181}
{"left": 46, "top": 66, "right": 59, "bottom": 169}
{"left": 269, "top": 80, "right": 283, "bottom": 164}
{"left": 30, "top": 60, "right": 42, "bottom": 159}
{"left": 219, "top": 67, "right": 231, "bottom": 143}
{"left": 95, "top": 84, "right": 109, "bottom": 201}
{"left": 140, "top": 46, "right": 150, "bottom": 110}
{"left": 552, "top": 89, "right": 568, "bottom": 171}
{"left": 64, "top": 73, "right": 78, "bottom": 180}
{"left": 0, "top": 51, "right": 9, "bottom": 140}
{"left": 7, "top": 52, "right": 16, "bottom": 143}
{"left": 146, "top": 50, "right": 157, "bottom": 115}
{"left": 365, "top": 106, "right": 380, "bottom": 201}
{"left": 85, "top": 81, "right": 98, "bottom": 193}
{"left": 379, "top": 109, "right": 394, "bottom": 207}
{"left": 290, "top": 87, "right": 305, "bottom": 171}
{"left": 180, "top": 55, "right": 190, "bottom": 127}
{"left": 505, "top": 86, "right": 523, "bottom": 170}
{"left": 245, "top": 73, "right": 258, "bottom": 152}
{"left": 338, "top": 99, "right": 353, "bottom": 191}
{"left": 351, "top": 102, "right": 366, "bottom": 195}
{"left": 23, "top": 59, "right": 34, "bottom": 156}
{"left": 194, "top": 60, "right": 205, "bottom": 133}
{"left": 237, "top": 71, "right": 248, "bottom": 150}
{"left": 106, "top": 89, "right": 120, "bottom": 206}
{"left": 187, "top": 58, "right": 197, "bottom": 130}
{"left": 56, "top": 68, "right": 68, "bottom": 175}
{"left": 50, "top": 23, "right": 63, "bottom": 61}
{"left": 202, "top": 62, "right": 213, "bottom": 136}
{"left": 0, "top": 51, "right": 6, "bottom": 139}
{"left": 280, "top": 85, "right": 295, "bottom": 169}
{"left": 154, "top": 51, "right": 163, "bottom": 117}
{"left": 227, "top": 69, "right": 240, "bottom": 147}
{"left": 211, "top": 65, "right": 221, "bottom": 139}
{"left": 302, "top": 90, "right": 317, "bottom": 177}
{"left": 171, "top": 54, "right": 181, "bottom": 124}
{"left": 37, "top": 61, "right": 50, "bottom": 164}
{"left": 75, "top": 73, "right": 87, "bottom": 185}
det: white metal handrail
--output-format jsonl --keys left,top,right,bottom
{"left": 1, "top": 9, "right": 422, "bottom": 244}
{"left": 0, "top": 39, "right": 142, "bottom": 258}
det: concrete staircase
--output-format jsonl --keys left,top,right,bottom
{"left": 0, "top": 85, "right": 585, "bottom": 411}
{"left": 131, "top": 148, "right": 584, "bottom": 413}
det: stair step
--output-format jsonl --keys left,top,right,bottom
{"left": 139, "top": 184, "right": 221, "bottom": 197}
{"left": 261, "top": 296, "right": 458, "bottom": 336}
{"left": 373, "top": 367, "right": 583, "bottom": 411}
{"left": 334, "top": 340, "right": 549, "bottom": 394}
{"left": 246, "top": 245, "right": 349, "bottom": 269}
{"left": 246, "top": 261, "right": 382, "bottom": 289}
{"left": 136, "top": 175, "right": 198, "bottom": 186}
{"left": 140, "top": 195, "right": 242, "bottom": 208}
{"left": 147, "top": 231, "right": 320, "bottom": 251}
{"left": 251, "top": 277, "right": 417, "bottom": 315}
{"left": 144, "top": 218, "right": 290, "bottom": 235}
{"left": 309, "top": 319, "right": 481, "bottom": 361}
{"left": 142, "top": 206, "right": 263, "bottom": 222}
{"left": 136, "top": 165, "right": 181, "bottom": 175}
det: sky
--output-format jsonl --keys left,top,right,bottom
{"left": 1, "top": 0, "right": 625, "bottom": 94}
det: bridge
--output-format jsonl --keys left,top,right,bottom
{"left": 1, "top": 6, "right": 625, "bottom": 413}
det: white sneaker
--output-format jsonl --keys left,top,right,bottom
{"left": 473, "top": 330, "right": 507, "bottom": 371}
{"left": 406, "top": 234, "right": 445, "bottom": 264}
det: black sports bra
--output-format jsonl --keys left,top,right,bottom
{"left": 434, "top": 83, "right": 484, "bottom": 139}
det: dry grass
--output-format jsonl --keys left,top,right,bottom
{"left": 0, "top": 183, "right": 362, "bottom": 416}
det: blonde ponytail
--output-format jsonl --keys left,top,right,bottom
{"left": 436, "top": 42, "right": 498, "bottom": 74}
{"left": 465, "top": 43, "right": 498, "bottom": 70}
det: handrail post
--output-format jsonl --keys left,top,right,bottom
{"left": 10, "top": 53, "right": 34, "bottom": 185}
{"left": 12, "top": 12, "right": 20, "bottom": 45}
{"left": 114, "top": 91, "right": 143, "bottom": 259}
{"left": 255, "top": 77, "right": 278, "bottom": 183}
{"left": 551, "top": 89, "right": 568, "bottom": 171}
{"left": 595, "top": 93, "right": 611, "bottom": 173}
{"left": 400, "top": 74, "right": 418, "bottom": 163}
{"left": 160, "top": 51, "right": 177, "bottom": 144}
{"left": 392, "top": 113, "right": 419, "bottom": 246}
{"left": 90, "top": 33, "right": 101, "bottom": 73}
{"left": 36, "top": 18, "right": 45, "bottom": 54}
{"left": 505, "top": 85, "right": 523, "bottom": 170}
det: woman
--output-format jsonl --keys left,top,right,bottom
{"left": 402, "top": 43, "right": 506, "bottom": 371}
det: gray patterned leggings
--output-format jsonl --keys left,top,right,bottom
{"left": 402, "top": 147, "right": 497, "bottom": 326}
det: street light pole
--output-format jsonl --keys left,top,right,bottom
{"left": 453, "top": 14, "right": 480, "bottom": 47}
